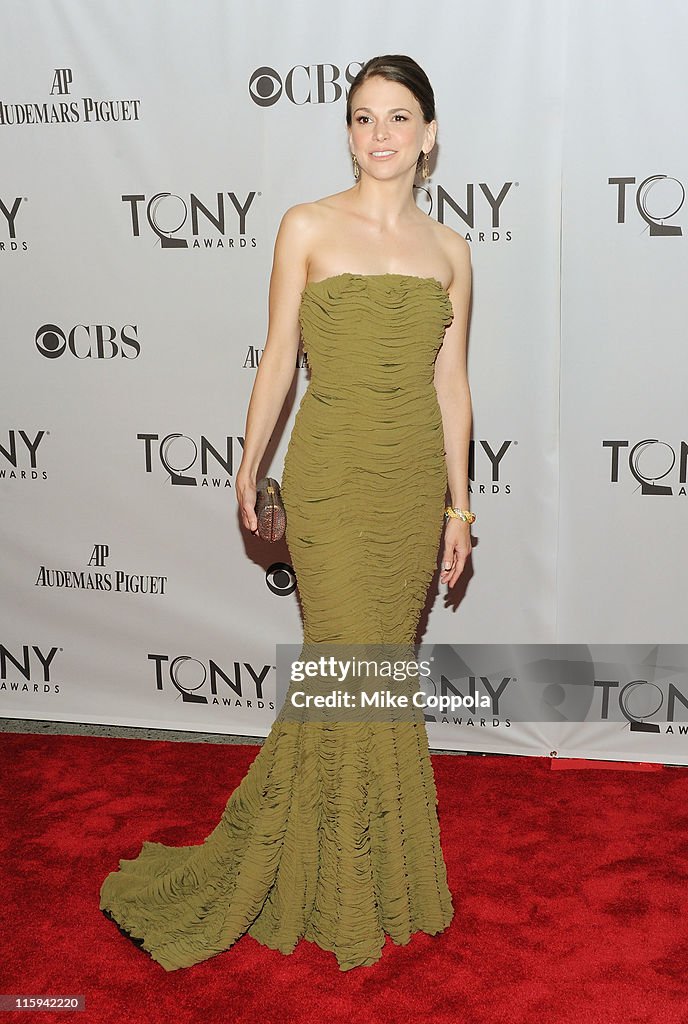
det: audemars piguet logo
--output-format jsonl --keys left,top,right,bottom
{"left": 0, "top": 69, "right": 142, "bottom": 126}
{"left": 35, "top": 543, "right": 168, "bottom": 595}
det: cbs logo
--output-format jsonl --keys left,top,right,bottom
{"left": 249, "top": 62, "right": 363, "bottom": 107}
{"left": 35, "top": 323, "right": 140, "bottom": 359}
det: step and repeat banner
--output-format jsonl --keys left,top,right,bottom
{"left": 1, "top": 1, "right": 686, "bottom": 762}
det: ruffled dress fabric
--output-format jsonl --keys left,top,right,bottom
{"left": 99, "top": 273, "right": 455, "bottom": 971}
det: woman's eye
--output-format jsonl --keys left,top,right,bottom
{"left": 355, "top": 113, "right": 407, "bottom": 123}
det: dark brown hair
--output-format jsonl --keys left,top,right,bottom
{"left": 345, "top": 54, "right": 436, "bottom": 124}
{"left": 345, "top": 55, "right": 436, "bottom": 172}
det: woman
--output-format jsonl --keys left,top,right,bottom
{"left": 100, "top": 54, "right": 473, "bottom": 973}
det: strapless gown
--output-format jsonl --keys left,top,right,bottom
{"left": 99, "top": 272, "right": 455, "bottom": 972}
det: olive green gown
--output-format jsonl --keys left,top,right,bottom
{"left": 99, "top": 273, "right": 455, "bottom": 971}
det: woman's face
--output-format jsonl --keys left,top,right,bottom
{"left": 348, "top": 75, "right": 436, "bottom": 181}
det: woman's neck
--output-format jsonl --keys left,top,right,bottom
{"left": 348, "top": 173, "right": 419, "bottom": 231}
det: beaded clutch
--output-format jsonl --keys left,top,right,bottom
{"left": 255, "top": 476, "right": 286, "bottom": 542}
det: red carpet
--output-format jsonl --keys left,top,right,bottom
{"left": 2, "top": 731, "right": 688, "bottom": 1023}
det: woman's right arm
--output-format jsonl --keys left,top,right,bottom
{"left": 236, "top": 204, "right": 314, "bottom": 534}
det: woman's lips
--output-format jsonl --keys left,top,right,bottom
{"left": 370, "top": 150, "right": 396, "bottom": 160}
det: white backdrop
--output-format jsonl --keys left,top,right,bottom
{"left": 1, "top": 1, "right": 686, "bottom": 762}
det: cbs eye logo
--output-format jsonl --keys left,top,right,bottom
{"left": 248, "top": 62, "right": 363, "bottom": 107}
{"left": 266, "top": 562, "right": 297, "bottom": 596}
{"left": 249, "top": 67, "right": 283, "bottom": 107}
{"left": 35, "top": 323, "right": 140, "bottom": 359}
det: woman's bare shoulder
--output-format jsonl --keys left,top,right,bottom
{"left": 429, "top": 219, "right": 471, "bottom": 282}
{"left": 429, "top": 217, "right": 470, "bottom": 256}
{"left": 280, "top": 189, "right": 354, "bottom": 228}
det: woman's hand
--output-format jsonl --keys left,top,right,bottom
{"left": 439, "top": 518, "right": 472, "bottom": 587}
{"left": 236, "top": 469, "right": 259, "bottom": 535}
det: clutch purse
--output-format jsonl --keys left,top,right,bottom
{"left": 254, "top": 476, "right": 286, "bottom": 542}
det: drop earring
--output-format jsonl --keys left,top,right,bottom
{"left": 352, "top": 153, "right": 360, "bottom": 180}
{"left": 421, "top": 151, "right": 430, "bottom": 180}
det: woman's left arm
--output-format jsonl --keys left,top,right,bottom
{"left": 433, "top": 234, "right": 473, "bottom": 588}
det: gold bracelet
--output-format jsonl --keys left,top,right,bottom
{"left": 444, "top": 506, "right": 476, "bottom": 524}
